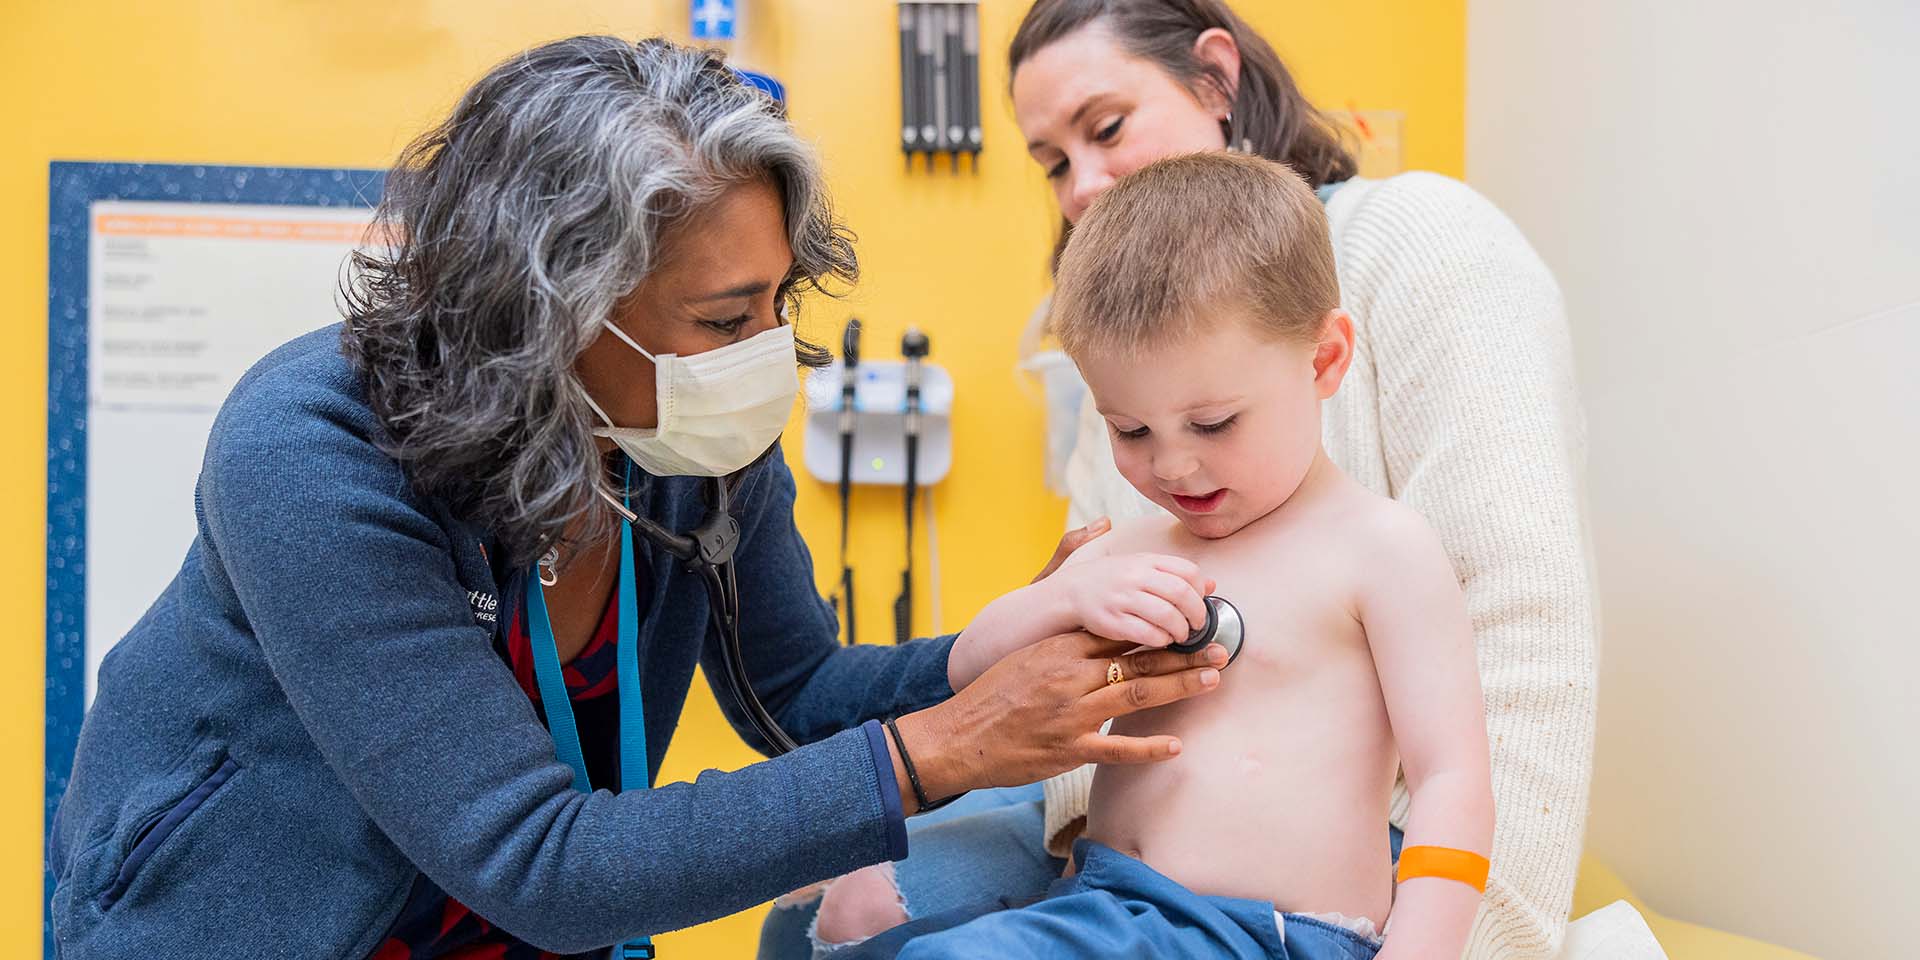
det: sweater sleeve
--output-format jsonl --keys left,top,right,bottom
{"left": 1340, "top": 173, "right": 1599, "bottom": 960}
{"left": 198, "top": 379, "right": 926, "bottom": 954}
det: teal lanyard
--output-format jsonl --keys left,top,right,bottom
{"left": 526, "top": 495, "right": 655, "bottom": 960}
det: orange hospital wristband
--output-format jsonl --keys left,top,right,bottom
{"left": 1395, "top": 846, "right": 1490, "bottom": 893}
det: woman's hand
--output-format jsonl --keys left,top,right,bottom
{"left": 1032, "top": 517, "right": 1112, "bottom": 583}
{"left": 1046, "top": 553, "right": 1211, "bottom": 650}
{"left": 894, "top": 631, "right": 1229, "bottom": 810}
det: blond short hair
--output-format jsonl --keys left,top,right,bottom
{"left": 1050, "top": 152, "right": 1339, "bottom": 358}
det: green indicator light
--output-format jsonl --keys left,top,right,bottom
{"left": 871, "top": 457, "right": 886, "bottom": 471}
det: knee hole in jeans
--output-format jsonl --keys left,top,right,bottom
{"left": 811, "top": 863, "right": 910, "bottom": 950}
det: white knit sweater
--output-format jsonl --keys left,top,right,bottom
{"left": 1044, "top": 172, "right": 1598, "bottom": 960}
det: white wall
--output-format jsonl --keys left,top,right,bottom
{"left": 1466, "top": 2, "right": 1918, "bottom": 956}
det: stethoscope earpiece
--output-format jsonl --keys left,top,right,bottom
{"left": 1168, "top": 595, "right": 1245, "bottom": 666}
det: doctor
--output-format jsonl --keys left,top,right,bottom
{"left": 47, "top": 36, "right": 1223, "bottom": 959}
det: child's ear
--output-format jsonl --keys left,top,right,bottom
{"left": 1311, "top": 309, "right": 1355, "bottom": 400}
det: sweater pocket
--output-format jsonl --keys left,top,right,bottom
{"left": 96, "top": 752, "right": 241, "bottom": 911}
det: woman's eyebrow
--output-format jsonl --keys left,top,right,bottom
{"left": 689, "top": 280, "right": 772, "bottom": 303}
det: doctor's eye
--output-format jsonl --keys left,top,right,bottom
{"left": 1045, "top": 157, "right": 1069, "bottom": 180}
{"left": 702, "top": 315, "right": 751, "bottom": 337}
{"left": 1093, "top": 116, "right": 1123, "bottom": 144}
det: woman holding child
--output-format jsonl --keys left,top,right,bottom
{"left": 763, "top": 1, "right": 1597, "bottom": 958}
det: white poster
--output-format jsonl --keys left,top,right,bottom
{"left": 84, "top": 201, "right": 375, "bottom": 702}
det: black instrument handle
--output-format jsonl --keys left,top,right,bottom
{"left": 841, "top": 565, "right": 857, "bottom": 646}
{"left": 898, "top": 4, "right": 918, "bottom": 159}
{"left": 893, "top": 572, "right": 912, "bottom": 646}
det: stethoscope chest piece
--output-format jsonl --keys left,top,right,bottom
{"left": 1168, "top": 595, "right": 1246, "bottom": 666}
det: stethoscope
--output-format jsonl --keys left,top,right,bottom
{"left": 1171, "top": 595, "right": 1247, "bottom": 665}
{"left": 589, "top": 472, "right": 801, "bottom": 756}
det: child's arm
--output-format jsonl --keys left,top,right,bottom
{"left": 1359, "top": 504, "right": 1496, "bottom": 960}
{"left": 946, "top": 538, "right": 1212, "bottom": 690}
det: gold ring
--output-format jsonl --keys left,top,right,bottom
{"left": 1107, "top": 659, "right": 1124, "bottom": 685}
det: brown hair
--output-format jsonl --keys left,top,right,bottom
{"left": 1050, "top": 152, "right": 1338, "bottom": 359}
{"left": 1010, "top": 0, "right": 1357, "bottom": 272}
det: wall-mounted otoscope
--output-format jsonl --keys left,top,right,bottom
{"left": 800, "top": 349, "right": 952, "bottom": 488}
{"left": 834, "top": 318, "right": 862, "bottom": 645}
{"left": 894, "top": 327, "right": 930, "bottom": 645}
{"left": 800, "top": 329, "right": 954, "bottom": 644}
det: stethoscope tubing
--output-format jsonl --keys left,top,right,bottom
{"left": 593, "top": 475, "right": 802, "bottom": 756}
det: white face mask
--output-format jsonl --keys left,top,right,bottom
{"left": 580, "top": 321, "right": 800, "bottom": 477}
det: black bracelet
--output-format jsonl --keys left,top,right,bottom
{"left": 883, "top": 717, "right": 961, "bottom": 813}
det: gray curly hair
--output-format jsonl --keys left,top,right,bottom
{"left": 341, "top": 35, "right": 855, "bottom": 567}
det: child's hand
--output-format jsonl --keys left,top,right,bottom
{"left": 1049, "top": 553, "right": 1213, "bottom": 649}
{"left": 947, "top": 543, "right": 1211, "bottom": 691}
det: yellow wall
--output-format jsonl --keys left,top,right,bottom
{"left": 0, "top": 1, "right": 1461, "bottom": 954}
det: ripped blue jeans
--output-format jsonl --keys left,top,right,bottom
{"left": 756, "top": 783, "right": 1403, "bottom": 960}
{"left": 757, "top": 783, "right": 1059, "bottom": 960}
{"left": 831, "top": 838, "right": 1382, "bottom": 960}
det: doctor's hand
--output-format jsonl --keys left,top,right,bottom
{"left": 888, "top": 631, "right": 1228, "bottom": 813}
